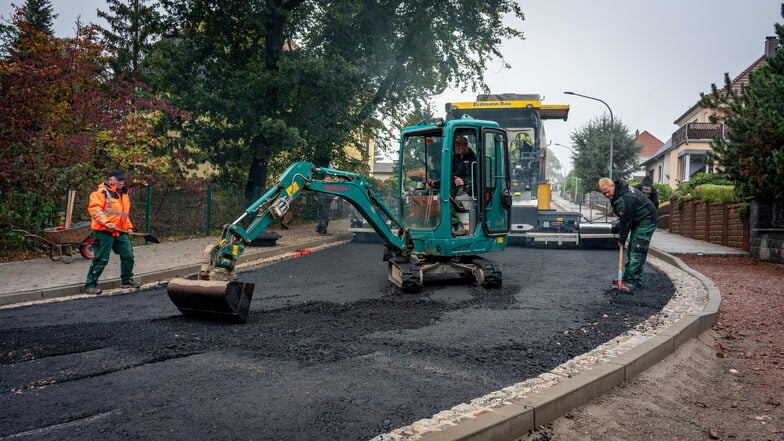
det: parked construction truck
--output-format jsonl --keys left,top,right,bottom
{"left": 167, "top": 117, "right": 513, "bottom": 322}
{"left": 445, "top": 93, "right": 614, "bottom": 247}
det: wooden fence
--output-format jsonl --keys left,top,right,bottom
{"left": 659, "top": 199, "right": 749, "bottom": 251}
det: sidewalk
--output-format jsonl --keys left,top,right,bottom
{"left": 551, "top": 192, "right": 748, "bottom": 257}
{"left": 0, "top": 219, "right": 351, "bottom": 306}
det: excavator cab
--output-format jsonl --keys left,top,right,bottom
{"left": 398, "top": 121, "right": 512, "bottom": 252}
{"left": 166, "top": 118, "right": 511, "bottom": 323}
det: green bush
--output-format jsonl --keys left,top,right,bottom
{"left": 691, "top": 184, "right": 741, "bottom": 204}
{"left": 676, "top": 172, "right": 737, "bottom": 196}
{"left": 654, "top": 183, "right": 673, "bottom": 204}
{"left": 0, "top": 190, "right": 62, "bottom": 255}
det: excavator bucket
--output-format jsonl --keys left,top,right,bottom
{"left": 166, "top": 278, "right": 255, "bottom": 323}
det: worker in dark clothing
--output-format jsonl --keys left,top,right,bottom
{"left": 425, "top": 136, "right": 476, "bottom": 236}
{"left": 315, "top": 176, "right": 336, "bottom": 236}
{"left": 598, "top": 177, "right": 659, "bottom": 291}
{"left": 422, "top": 136, "right": 477, "bottom": 235}
{"left": 424, "top": 136, "right": 477, "bottom": 236}
{"left": 448, "top": 136, "right": 476, "bottom": 235}
{"left": 635, "top": 175, "right": 660, "bottom": 208}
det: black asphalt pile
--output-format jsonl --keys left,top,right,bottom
{"left": 0, "top": 243, "right": 673, "bottom": 441}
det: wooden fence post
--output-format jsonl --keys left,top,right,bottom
{"left": 690, "top": 199, "right": 696, "bottom": 240}
{"left": 722, "top": 203, "right": 729, "bottom": 246}
{"left": 743, "top": 213, "right": 750, "bottom": 251}
{"left": 704, "top": 201, "right": 710, "bottom": 241}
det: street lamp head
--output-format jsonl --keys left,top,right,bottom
{"left": 559, "top": 90, "right": 614, "bottom": 180}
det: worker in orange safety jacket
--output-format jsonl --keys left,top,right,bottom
{"left": 84, "top": 170, "right": 141, "bottom": 295}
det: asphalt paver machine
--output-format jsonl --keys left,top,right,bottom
{"left": 167, "top": 118, "right": 513, "bottom": 322}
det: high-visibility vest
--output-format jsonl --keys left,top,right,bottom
{"left": 88, "top": 183, "right": 134, "bottom": 233}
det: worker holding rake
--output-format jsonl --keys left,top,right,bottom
{"left": 598, "top": 177, "right": 658, "bottom": 292}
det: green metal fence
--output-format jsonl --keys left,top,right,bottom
{"left": 2, "top": 184, "right": 347, "bottom": 257}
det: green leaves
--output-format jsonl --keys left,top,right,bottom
{"left": 147, "top": 0, "right": 525, "bottom": 191}
{"left": 98, "top": 0, "right": 165, "bottom": 79}
{"left": 701, "top": 10, "right": 784, "bottom": 200}
{"left": 569, "top": 114, "right": 640, "bottom": 185}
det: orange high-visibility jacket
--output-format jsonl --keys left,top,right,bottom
{"left": 88, "top": 182, "right": 134, "bottom": 233}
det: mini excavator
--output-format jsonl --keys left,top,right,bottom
{"left": 167, "top": 118, "right": 513, "bottom": 322}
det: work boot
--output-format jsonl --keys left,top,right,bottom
{"left": 452, "top": 223, "right": 466, "bottom": 236}
{"left": 121, "top": 280, "right": 142, "bottom": 289}
{"left": 85, "top": 287, "right": 102, "bottom": 295}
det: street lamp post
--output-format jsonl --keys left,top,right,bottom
{"left": 554, "top": 142, "right": 575, "bottom": 201}
{"left": 564, "top": 91, "right": 614, "bottom": 180}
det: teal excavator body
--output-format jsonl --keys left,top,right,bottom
{"left": 167, "top": 118, "right": 512, "bottom": 322}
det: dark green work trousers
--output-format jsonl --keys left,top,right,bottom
{"left": 623, "top": 222, "right": 657, "bottom": 288}
{"left": 85, "top": 230, "right": 135, "bottom": 288}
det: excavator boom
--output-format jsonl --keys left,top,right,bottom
{"left": 167, "top": 162, "right": 409, "bottom": 322}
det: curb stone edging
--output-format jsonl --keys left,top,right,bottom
{"left": 0, "top": 234, "right": 351, "bottom": 308}
{"left": 375, "top": 247, "right": 722, "bottom": 441}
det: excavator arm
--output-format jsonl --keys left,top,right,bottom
{"left": 206, "top": 162, "right": 407, "bottom": 278}
{"left": 167, "top": 162, "right": 409, "bottom": 322}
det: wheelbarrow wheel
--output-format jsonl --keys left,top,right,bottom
{"left": 80, "top": 237, "right": 95, "bottom": 260}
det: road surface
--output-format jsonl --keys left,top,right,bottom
{"left": 0, "top": 242, "right": 674, "bottom": 440}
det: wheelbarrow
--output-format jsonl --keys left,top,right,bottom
{"left": 12, "top": 221, "right": 95, "bottom": 264}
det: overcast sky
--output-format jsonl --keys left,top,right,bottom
{"left": 3, "top": 0, "right": 783, "bottom": 173}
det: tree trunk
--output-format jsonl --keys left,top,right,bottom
{"left": 244, "top": 157, "right": 268, "bottom": 202}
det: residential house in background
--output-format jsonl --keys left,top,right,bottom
{"left": 372, "top": 161, "right": 397, "bottom": 181}
{"left": 642, "top": 36, "right": 779, "bottom": 189}
{"left": 642, "top": 139, "right": 672, "bottom": 186}
{"left": 632, "top": 130, "right": 663, "bottom": 181}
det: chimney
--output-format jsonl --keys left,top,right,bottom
{"left": 765, "top": 36, "right": 779, "bottom": 59}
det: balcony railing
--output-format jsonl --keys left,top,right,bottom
{"left": 672, "top": 122, "right": 726, "bottom": 146}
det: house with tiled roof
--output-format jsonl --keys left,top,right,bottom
{"left": 632, "top": 130, "right": 664, "bottom": 180}
{"left": 642, "top": 36, "right": 779, "bottom": 189}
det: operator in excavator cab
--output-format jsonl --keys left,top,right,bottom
{"left": 424, "top": 135, "right": 476, "bottom": 235}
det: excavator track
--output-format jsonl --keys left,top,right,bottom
{"left": 465, "top": 256, "right": 502, "bottom": 288}
{"left": 388, "top": 258, "right": 423, "bottom": 292}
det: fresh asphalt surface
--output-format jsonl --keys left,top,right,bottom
{"left": 0, "top": 242, "right": 674, "bottom": 441}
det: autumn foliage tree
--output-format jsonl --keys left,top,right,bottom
{"left": 0, "top": 10, "right": 189, "bottom": 240}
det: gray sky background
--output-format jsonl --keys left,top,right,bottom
{"left": 3, "top": 0, "right": 783, "bottom": 173}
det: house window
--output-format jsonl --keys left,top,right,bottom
{"left": 678, "top": 157, "right": 686, "bottom": 182}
